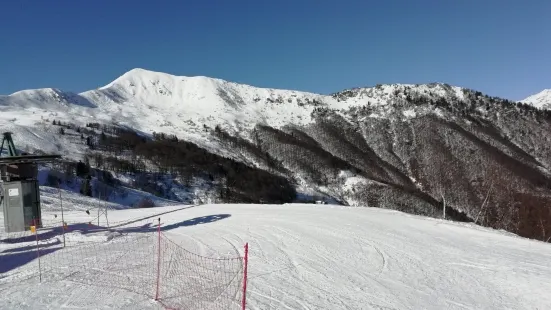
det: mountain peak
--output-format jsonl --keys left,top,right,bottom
{"left": 0, "top": 87, "right": 96, "bottom": 109}
{"left": 99, "top": 68, "right": 179, "bottom": 90}
{"left": 10, "top": 87, "right": 61, "bottom": 97}
{"left": 521, "top": 89, "right": 551, "bottom": 110}
{"left": 99, "top": 68, "right": 228, "bottom": 91}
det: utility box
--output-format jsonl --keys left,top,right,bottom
{"left": 1, "top": 132, "right": 61, "bottom": 233}
{"left": 1, "top": 180, "right": 42, "bottom": 233}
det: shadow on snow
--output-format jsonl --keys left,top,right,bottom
{"left": 0, "top": 214, "right": 231, "bottom": 274}
{"left": 0, "top": 247, "right": 60, "bottom": 274}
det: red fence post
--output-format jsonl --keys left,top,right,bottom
{"left": 155, "top": 217, "right": 161, "bottom": 301}
{"left": 242, "top": 243, "right": 249, "bottom": 310}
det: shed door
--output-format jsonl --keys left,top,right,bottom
{"left": 6, "top": 184, "right": 25, "bottom": 232}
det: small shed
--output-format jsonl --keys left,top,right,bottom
{"left": 0, "top": 132, "right": 61, "bottom": 233}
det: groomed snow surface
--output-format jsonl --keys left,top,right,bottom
{"left": 2, "top": 200, "right": 551, "bottom": 309}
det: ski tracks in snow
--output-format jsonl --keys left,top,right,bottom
{"left": 246, "top": 227, "right": 308, "bottom": 310}
{"left": 4, "top": 204, "right": 551, "bottom": 309}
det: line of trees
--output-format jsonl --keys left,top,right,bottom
{"left": 81, "top": 127, "right": 296, "bottom": 204}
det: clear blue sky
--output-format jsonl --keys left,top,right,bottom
{"left": 1, "top": 0, "right": 550, "bottom": 100}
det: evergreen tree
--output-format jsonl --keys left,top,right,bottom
{"left": 80, "top": 176, "right": 93, "bottom": 197}
{"left": 76, "top": 160, "right": 90, "bottom": 177}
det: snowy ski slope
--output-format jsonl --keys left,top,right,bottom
{"left": 2, "top": 195, "right": 551, "bottom": 310}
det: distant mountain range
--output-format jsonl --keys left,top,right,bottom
{"left": 1, "top": 68, "right": 550, "bottom": 242}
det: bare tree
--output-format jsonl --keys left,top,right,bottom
{"left": 474, "top": 180, "right": 493, "bottom": 225}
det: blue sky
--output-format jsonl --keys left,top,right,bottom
{"left": 0, "top": 0, "right": 549, "bottom": 100}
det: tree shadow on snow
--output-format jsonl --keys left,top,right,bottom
{"left": 0, "top": 215, "right": 230, "bottom": 274}
{"left": 1, "top": 228, "right": 62, "bottom": 244}
{"left": 117, "top": 214, "right": 232, "bottom": 234}
{"left": 1, "top": 214, "right": 232, "bottom": 242}
{"left": 161, "top": 213, "right": 231, "bottom": 230}
{"left": 0, "top": 223, "right": 100, "bottom": 244}
{"left": 0, "top": 238, "right": 62, "bottom": 254}
{"left": 72, "top": 214, "right": 232, "bottom": 234}
{"left": 0, "top": 236, "right": 63, "bottom": 273}
{"left": 0, "top": 247, "right": 60, "bottom": 273}
{"left": 109, "top": 205, "right": 196, "bottom": 229}
{"left": 0, "top": 206, "right": 197, "bottom": 244}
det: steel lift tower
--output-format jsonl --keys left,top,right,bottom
{"left": 0, "top": 132, "right": 61, "bottom": 232}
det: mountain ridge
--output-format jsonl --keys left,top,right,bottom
{"left": 2, "top": 68, "right": 549, "bottom": 112}
{"left": 1, "top": 68, "right": 550, "bottom": 242}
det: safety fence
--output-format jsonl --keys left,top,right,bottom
{"left": 0, "top": 218, "right": 249, "bottom": 310}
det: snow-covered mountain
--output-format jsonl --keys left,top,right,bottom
{"left": 0, "top": 69, "right": 469, "bottom": 155}
{"left": 522, "top": 89, "right": 551, "bottom": 110}
{"left": 1, "top": 68, "right": 551, "bottom": 242}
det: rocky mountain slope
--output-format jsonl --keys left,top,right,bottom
{"left": 1, "top": 69, "right": 550, "bottom": 241}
